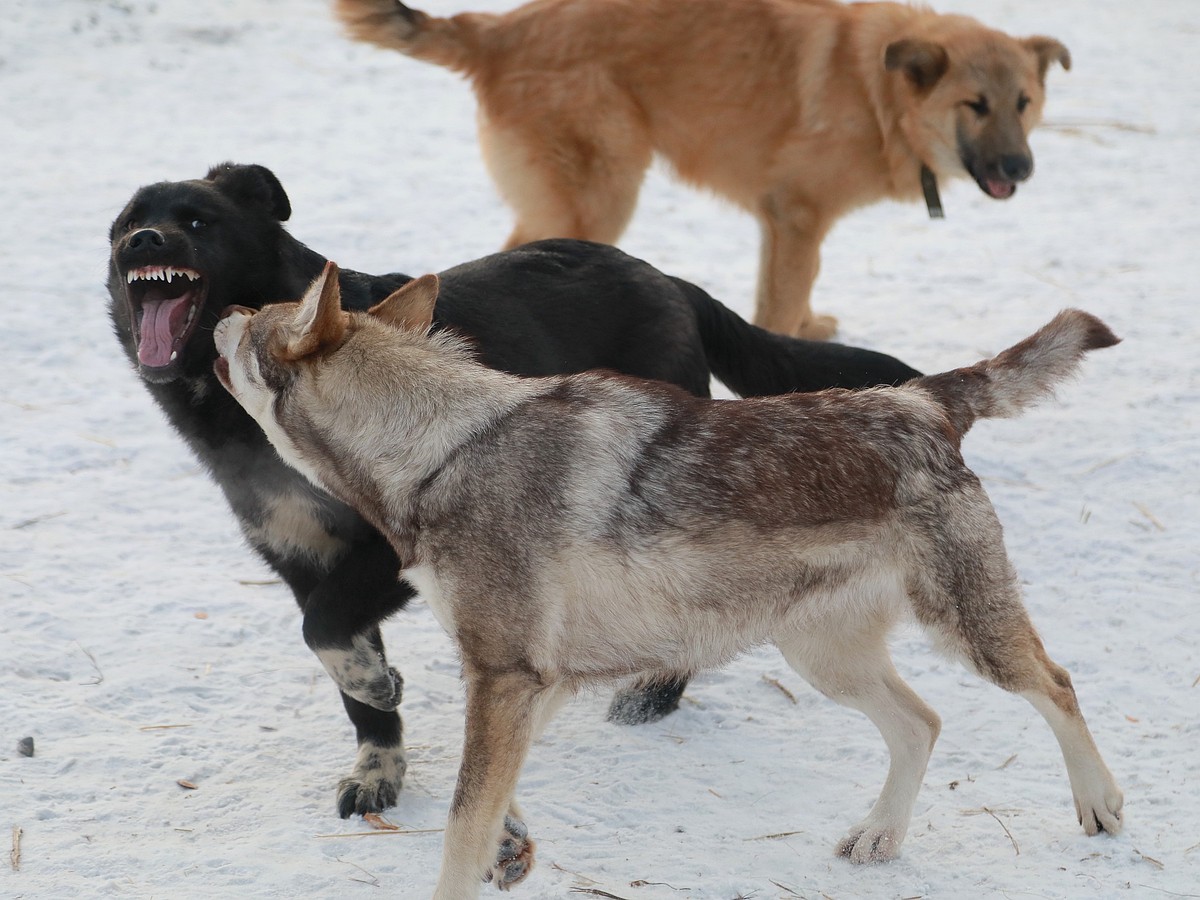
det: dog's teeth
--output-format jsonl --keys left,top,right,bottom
{"left": 126, "top": 271, "right": 136, "bottom": 284}
{"left": 170, "top": 350, "right": 177, "bottom": 362}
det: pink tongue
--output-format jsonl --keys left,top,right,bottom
{"left": 986, "top": 178, "right": 1015, "bottom": 199}
{"left": 137, "top": 296, "right": 193, "bottom": 367}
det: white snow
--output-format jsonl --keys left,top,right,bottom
{"left": 2, "top": 1, "right": 1198, "bottom": 897}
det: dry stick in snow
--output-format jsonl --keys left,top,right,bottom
{"left": 10, "top": 826, "right": 21, "bottom": 871}
{"left": 983, "top": 806, "right": 1020, "bottom": 856}
{"left": 761, "top": 674, "right": 798, "bottom": 704}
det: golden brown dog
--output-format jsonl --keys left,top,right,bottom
{"left": 335, "top": 0, "right": 1069, "bottom": 339}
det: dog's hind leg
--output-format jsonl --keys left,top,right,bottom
{"left": 776, "top": 613, "right": 941, "bottom": 863}
{"left": 907, "top": 504, "right": 1123, "bottom": 844}
{"left": 477, "top": 105, "right": 651, "bottom": 250}
{"left": 909, "top": 506, "right": 1124, "bottom": 837}
{"left": 434, "top": 669, "right": 558, "bottom": 899}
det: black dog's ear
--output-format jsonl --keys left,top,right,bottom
{"left": 204, "top": 162, "right": 292, "bottom": 222}
{"left": 885, "top": 39, "right": 949, "bottom": 92}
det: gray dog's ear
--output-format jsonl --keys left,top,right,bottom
{"left": 369, "top": 274, "right": 440, "bottom": 333}
{"left": 282, "top": 261, "right": 347, "bottom": 360}
{"left": 1021, "top": 36, "right": 1071, "bottom": 82}
{"left": 885, "top": 38, "right": 949, "bottom": 91}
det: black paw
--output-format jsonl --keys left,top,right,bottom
{"left": 318, "top": 642, "right": 405, "bottom": 711}
{"left": 606, "top": 676, "right": 686, "bottom": 725}
{"left": 335, "top": 742, "right": 407, "bottom": 818}
{"left": 362, "top": 665, "right": 404, "bottom": 711}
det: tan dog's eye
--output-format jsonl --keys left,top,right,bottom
{"left": 1017, "top": 93, "right": 1031, "bottom": 113}
{"left": 965, "top": 96, "right": 990, "bottom": 117}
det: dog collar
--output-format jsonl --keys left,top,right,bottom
{"left": 920, "top": 165, "right": 945, "bottom": 219}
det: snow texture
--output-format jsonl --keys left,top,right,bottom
{"left": 1, "top": 1, "right": 1197, "bottom": 897}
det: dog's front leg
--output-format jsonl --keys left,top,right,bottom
{"left": 301, "top": 534, "right": 412, "bottom": 712}
{"left": 291, "top": 534, "right": 415, "bottom": 816}
{"left": 335, "top": 673, "right": 408, "bottom": 818}
{"left": 754, "top": 196, "right": 835, "bottom": 340}
{"left": 435, "top": 669, "right": 552, "bottom": 900}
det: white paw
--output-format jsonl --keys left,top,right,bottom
{"left": 1076, "top": 783, "right": 1125, "bottom": 835}
{"left": 836, "top": 821, "right": 903, "bottom": 864}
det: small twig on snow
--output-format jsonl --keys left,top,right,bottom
{"left": 982, "top": 806, "right": 1019, "bottom": 856}
{"left": 761, "top": 674, "right": 797, "bottom": 705}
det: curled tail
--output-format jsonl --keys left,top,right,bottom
{"left": 919, "top": 309, "right": 1119, "bottom": 440}
{"left": 334, "top": 0, "right": 488, "bottom": 74}
{"left": 675, "top": 276, "right": 922, "bottom": 395}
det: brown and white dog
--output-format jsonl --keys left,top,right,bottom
{"left": 334, "top": 0, "right": 1070, "bottom": 339}
{"left": 215, "top": 263, "right": 1122, "bottom": 898}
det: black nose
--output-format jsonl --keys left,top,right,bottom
{"left": 128, "top": 228, "right": 166, "bottom": 250}
{"left": 999, "top": 154, "right": 1032, "bottom": 182}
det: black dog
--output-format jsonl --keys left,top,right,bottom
{"left": 107, "top": 162, "right": 921, "bottom": 818}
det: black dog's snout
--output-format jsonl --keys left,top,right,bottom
{"left": 128, "top": 228, "right": 166, "bottom": 250}
{"left": 998, "top": 154, "right": 1032, "bottom": 182}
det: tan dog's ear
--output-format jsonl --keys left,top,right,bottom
{"left": 1021, "top": 36, "right": 1071, "bottom": 82}
{"left": 885, "top": 39, "right": 949, "bottom": 91}
{"left": 369, "top": 274, "right": 440, "bottom": 333}
{"left": 282, "top": 261, "right": 348, "bottom": 360}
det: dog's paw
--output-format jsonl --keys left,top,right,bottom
{"left": 795, "top": 313, "right": 839, "bottom": 341}
{"left": 1076, "top": 783, "right": 1124, "bottom": 836}
{"left": 336, "top": 739, "right": 408, "bottom": 818}
{"left": 606, "top": 677, "right": 684, "bottom": 725}
{"left": 836, "top": 821, "right": 903, "bottom": 864}
{"left": 483, "top": 815, "right": 535, "bottom": 890}
{"left": 319, "top": 641, "right": 405, "bottom": 711}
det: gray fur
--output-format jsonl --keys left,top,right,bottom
{"left": 215, "top": 281, "right": 1123, "bottom": 899}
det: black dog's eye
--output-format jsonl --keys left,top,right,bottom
{"left": 965, "top": 96, "right": 989, "bottom": 116}
{"left": 1017, "top": 93, "right": 1031, "bottom": 113}
{"left": 188, "top": 219, "right": 208, "bottom": 231}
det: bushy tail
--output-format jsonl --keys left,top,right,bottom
{"left": 333, "top": 0, "right": 489, "bottom": 74}
{"left": 676, "top": 277, "right": 922, "bottom": 395}
{"left": 918, "top": 309, "right": 1119, "bottom": 439}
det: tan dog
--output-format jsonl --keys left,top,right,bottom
{"left": 335, "top": 0, "right": 1070, "bottom": 339}
{"left": 216, "top": 263, "right": 1122, "bottom": 898}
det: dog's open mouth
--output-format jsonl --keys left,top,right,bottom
{"left": 125, "top": 265, "right": 207, "bottom": 369}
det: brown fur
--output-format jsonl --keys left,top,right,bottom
{"left": 335, "top": 0, "right": 1069, "bottom": 338}
{"left": 215, "top": 269, "right": 1121, "bottom": 898}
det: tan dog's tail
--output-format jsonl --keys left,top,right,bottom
{"left": 918, "top": 310, "right": 1119, "bottom": 441}
{"left": 334, "top": 0, "right": 490, "bottom": 75}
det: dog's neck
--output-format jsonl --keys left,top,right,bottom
{"left": 280, "top": 328, "right": 537, "bottom": 542}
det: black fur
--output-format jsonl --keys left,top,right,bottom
{"left": 106, "top": 162, "right": 920, "bottom": 816}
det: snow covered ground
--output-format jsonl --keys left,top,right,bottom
{"left": 2, "top": 0, "right": 1197, "bottom": 897}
